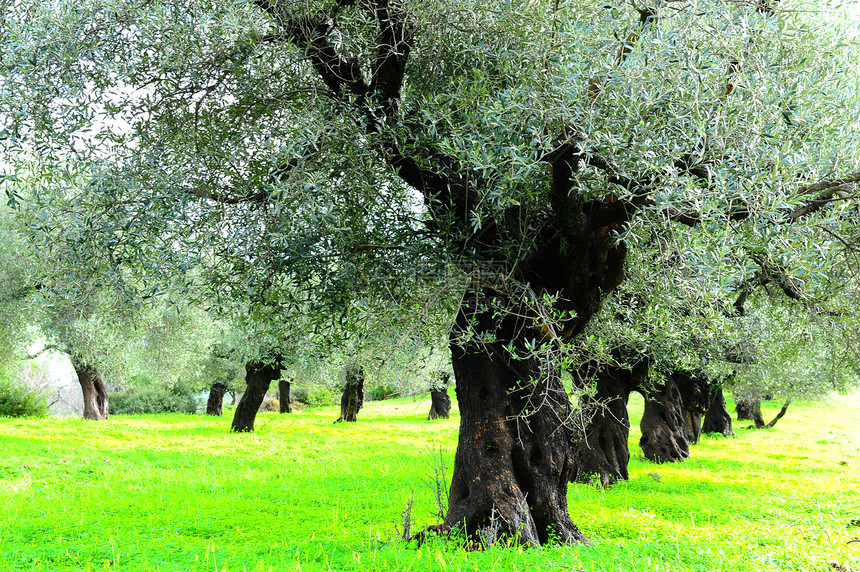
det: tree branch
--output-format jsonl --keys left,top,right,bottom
{"left": 181, "top": 185, "right": 269, "bottom": 205}
{"left": 25, "top": 344, "right": 63, "bottom": 360}
{"left": 541, "top": 138, "right": 586, "bottom": 236}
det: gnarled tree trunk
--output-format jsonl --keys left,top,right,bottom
{"left": 736, "top": 395, "right": 791, "bottom": 430}
{"left": 735, "top": 396, "right": 765, "bottom": 427}
{"left": 439, "top": 298, "right": 587, "bottom": 547}
{"left": 428, "top": 371, "right": 451, "bottom": 420}
{"left": 278, "top": 379, "right": 292, "bottom": 414}
{"left": 675, "top": 371, "right": 709, "bottom": 445}
{"left": 701, "top": 385, "right": 733, "bottom": 436}
{"left": 762, "top": 399, "right": 791, "bottom": 429}
{"left": 336, "top": 364, "right": 364, "bottom": 423}
{"left": 231, "top": 360, "right": 282, "bottom": 432}
{"left": 639, "top": 372, "right": 689, "bottom": 463}
{"left": 74, "top": 361, "right": 109, "bottom": 421}
{"left": 206, "top": 382, "right": 227, "bottom": 416}
{"left": 571, "top": 356, "right": 648, "bottom": 485}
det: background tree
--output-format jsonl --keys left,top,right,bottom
{"left": 427, "top": 370, "right": 451, "bottom": 420}
{"left": 335, "top": 362, "right": 365, "bottom": 423}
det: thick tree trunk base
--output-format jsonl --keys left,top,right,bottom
{"left": 434, "top": 304, "right": 587, "bottom": 546}
{"left": 571, "top": 357, "right": 648, "bottom": 485}
{"left": 674, "top": 371, "right": 709, "bottom": 445}
{"left": 701, "top": 386, "right": 733, "bottom": 436}
{"left": 736, "top": 397, "right": 791, "bottom": 430}
{"left": 206, "top": 382, "right": 227, "bottom": 416}
{"left": 231, "top": 361, "right": 281, "bottom": 432}
{"left": 428, "top": 388, "right": 451, "bottom": 420}
{"left": 735, "top": 396, "right": 764, "bottom": 426}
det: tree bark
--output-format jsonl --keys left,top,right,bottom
{"left": 278, "top": 379, "right": 292, "bottom": 414}
{"left": 231, "top": 360, "right": 281, "bottom": 432}
{"left": 763, "top": 399, "right": 791, "bottom": 429}
{"left": 206, "top": 382, "right": 227, "bottom": 416}
{"left": 674, "top": 371, "right": 709, "bottom": 445}
{"left": 75, "top": 361, "right": 109, "bottom": 421}
{"left": 571, "top": 356, "right": 648, "bottom": 485}
{"left": 639, "top": 372, "right": 690, "bottom": 463}
{"left": 336, "top": 364, "right": 364, "bottom": 423}
{"left": 736, "top": 395, "right": 791, "bottom": 429}
{"left": 428, "top": 371, "right": 451, "bottom": 420}
{"left": 735, "top": 396, "right": 765, "bottom": 427}
{"left": 701, "top": 385, "right": 733, "bottom": 436}
{"left": 431, "top": 292, "right": 587, "bottom": 547}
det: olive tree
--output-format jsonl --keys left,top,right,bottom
{"left": 3, "top": 0, "right": 860, "bottom": 545}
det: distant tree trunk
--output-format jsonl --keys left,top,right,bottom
{"left": 72, "top": 357, "right": 108, "bottom": 420}
{"left": 206, "top": 382, "right": 227, "bottom": 416}
{"left": 735, "top": 396, "right": 765, "bottom": 428}
{"left": 762, "top": 399, "right": 791, "bottom": 429}
{"left": 278, "top": 379, "right": 292, "bottom": 414}
{"left": 231, "top": 360, "right": 282, "bottom": 432}
{"left": 571, "top": 356, "right": 648, "bottom": 485}
{"left": 336, "top": 364, "right": 365, "bottom": 423}
{"left": 428, "top": 371, "right": 451, "bottom": 420}
{"left": 736, "top": 396, "right": 791, "bottom": 429}
{"left": 674, "top": 371, "right": 709, "bottom": 445}
{"left": 701, "top": 385, "right": 733, "bottom": 436}
{"left": 639, "top": 372, "right": 690, "bottom": 463}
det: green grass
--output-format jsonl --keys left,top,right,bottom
{"left": 1, "top": 394, "right": 858, "bottom": 571}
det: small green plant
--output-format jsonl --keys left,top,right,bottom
{"left": 0, "top": 379, "right": 48, "bottom": 417}
{"left": 366, "top": 382, "right": 400, "bottom": 401}
{"left": 295, "top": 384, "right": 335, "bottom": 408}
{"left": 110, "top": 386, "right": 197, "bottom": 414}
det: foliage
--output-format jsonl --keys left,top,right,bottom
{"left": 1, "top": 0, "right": 858, "bottom": 379}
{"left": 728, "top": 296, "right": 860, "bottom": 401}
{"left": 365, "top": 381, "right": 400, "bottom": 401}
{"left": 0, "top": 394, "right": 858, "bottom": 570}
{"left": 0, "top": 378, "right": 48, "bottom": 418}
{"left": 109, "top": 385, "right": 198, "bottom": 415}
{"left": 292, "top": 383, "right": 336, "bottom": 408}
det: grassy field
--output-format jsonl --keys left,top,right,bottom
{"left": 0, "top": 393, "right": 858, "bottom": 572}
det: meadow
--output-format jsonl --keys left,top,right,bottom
{"left": 0, "top": 393, "right": 858, "bottom": 572}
